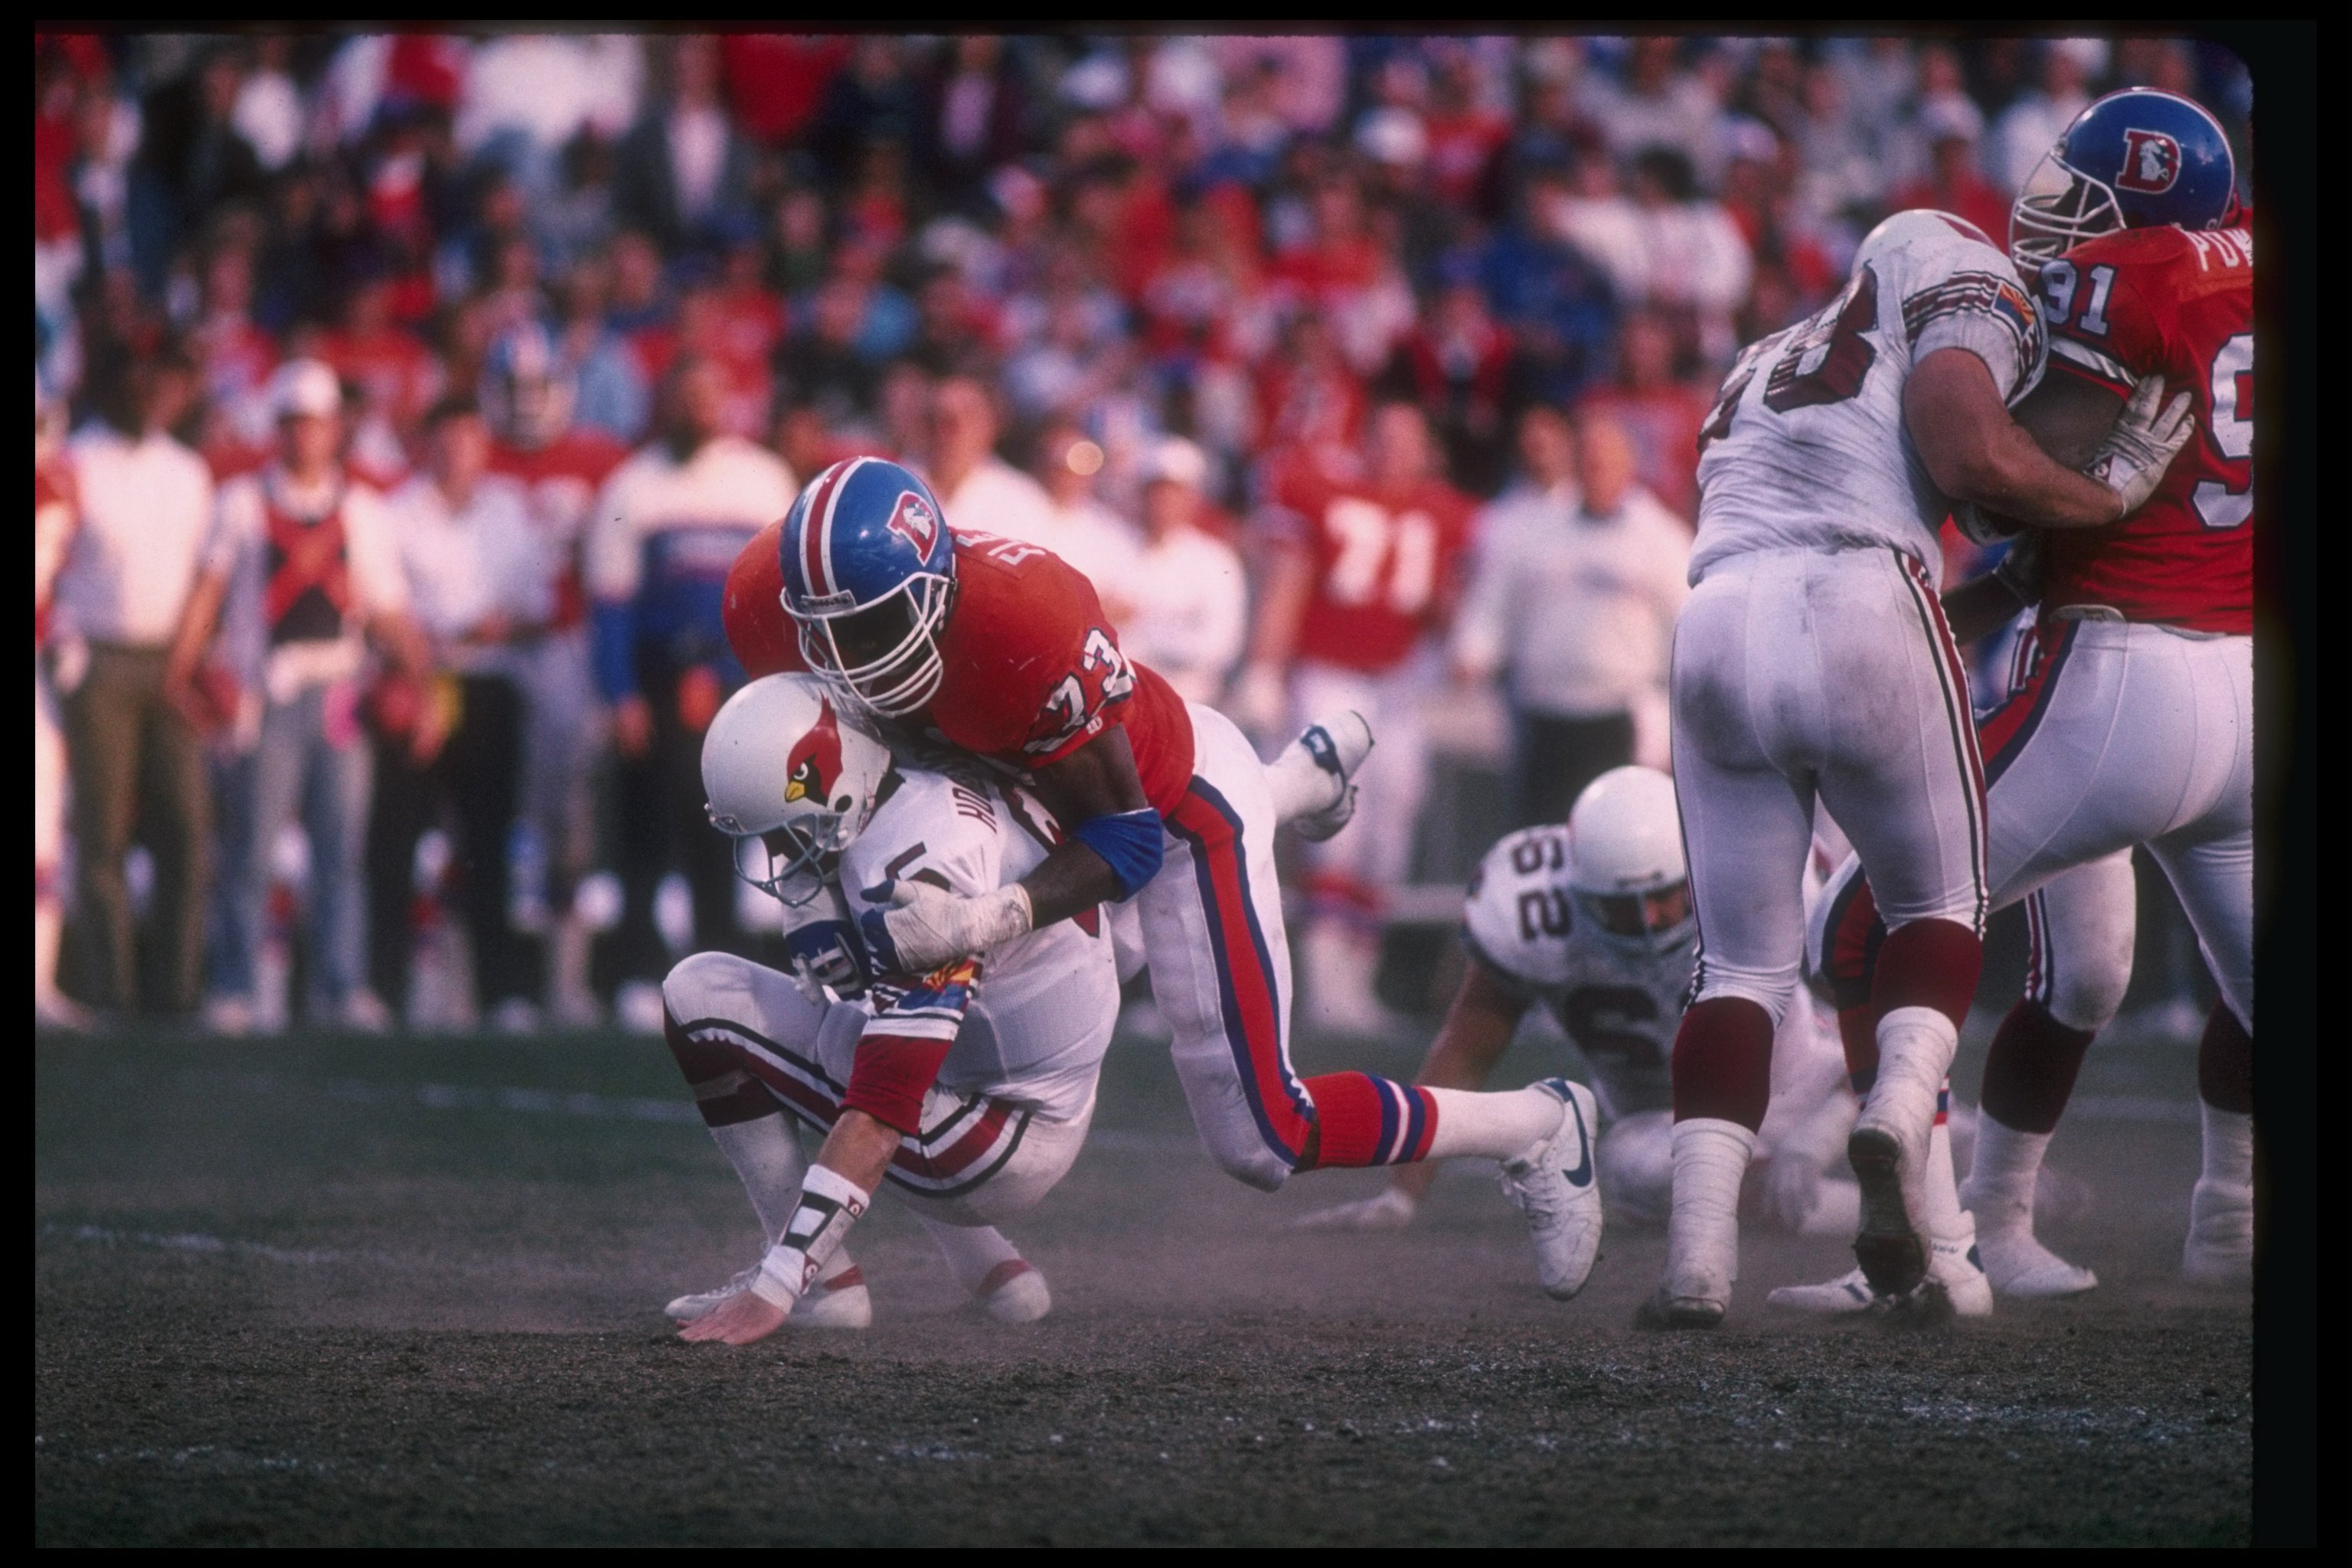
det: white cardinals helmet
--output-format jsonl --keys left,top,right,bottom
{"left": 1566, "top": 766, "right": 1694, "bottom": 955}
{"left": 703, "top": 673, "right": 893, "bottom": 907}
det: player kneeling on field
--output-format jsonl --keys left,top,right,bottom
{"left": 1295, "top": 768, "right": 1867, "bottom": 1249}
{"left": 664, "top": 675, "right": 1112, "bottom": 1340}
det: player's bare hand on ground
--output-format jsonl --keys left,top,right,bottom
{"left": 677, "top": 1290, "right": 789, "bottom": 1345}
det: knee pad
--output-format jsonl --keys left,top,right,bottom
{"left": 1598, "top": 1112, "right": 1674, "bottom": 1230}
{"left": 1194, "top": 1118, "right": 1294, "bottom": 1194}
{"left": 2024, "top": 877, "right": 2134, "bottom": 1034}
{"left": 1690, "top": 959, "right": 1802, "bottom": 1028}
{"left": 662, "top": 949, "right": 757, "bottom": 1025}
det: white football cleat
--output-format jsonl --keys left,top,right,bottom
{"left": 1975, "top": 1225, "right": 2099, "bottom": 1299}
{"left": 1273, "top": 711, "right": 1374, "bottom": 843}
{"left": 1290, "top": 1187, "right": 1420, "bottom": 1232}
{"left": 2180, "top": 1178, "right": 2254, "bottom": 1289}
{"left": 1769, "top": 1223, "right": 1994, "bottom": 1318}
{"left": 665, "top": 1262, "right": 873, "bottom": 1328}
{"left": 1847, "top": 1011, "right": 1960, "bottom": 1296}
{"left": 1500, "top": 1079, "right": 1605, "bottom": 1299}
{"left": 975, "top": 1259, "right": 1053, "bottom": 1325}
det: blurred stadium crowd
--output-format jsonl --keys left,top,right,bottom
{"left": 31, "top": 31, "right": 2252, "bottom": 1036}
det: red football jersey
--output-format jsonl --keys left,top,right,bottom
{"left": 2036, "top": 224, "right": 2252, "bottom": 634}
{"left": 1265, "top": 453, "right": 1477, "bottom": 673}
{"left": 725, "top": 523, "right": 1198, "bottom": 818}
{"left": 489, "top": 430, "right": 630, "bottom": 632}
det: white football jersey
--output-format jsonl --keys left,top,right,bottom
{"left": 1461, "top": 825, "right": 1694, "bottom": 1122}
{"left": 1689, "top": 214, "right": 2047, "bottom": 591}
{"left": 826, "top": 756, "right": 1119, "bottom": 1116}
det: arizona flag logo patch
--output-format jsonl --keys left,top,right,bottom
{"left": 887, "top": 491, "right": 940, "bottom": 557}
{"left": 2116, "top": 128, "right": 2182, "bottom": 194}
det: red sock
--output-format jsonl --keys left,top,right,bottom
{"left": 1298, "top": 1073, "right": 1439, "bottom": 1168}
{"left": 2197, "top": 1003, "right": 2254, "bottom": 1115}
{"left": 1978, "top": 999, "right": 2097, "bottom": 1135}
{"left": 1871, "top": 916, "right": 1983, "bottom": 1032}
{"left": 1671, "top": 996, "right": 1774, "bottom": 1132}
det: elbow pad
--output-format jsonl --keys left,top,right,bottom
{"left": 1072, "top": 807, "right": 1165, "bottom": 903}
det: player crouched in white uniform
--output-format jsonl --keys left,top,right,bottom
{"left": 659, "top": 674, "right": 1111, "bottom": 1336}
{"left": 1295, "top": 767, "right": 1864, "bottom": 1243}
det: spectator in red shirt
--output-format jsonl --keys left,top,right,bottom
{"left": 1376, "top": 265, "right": 1526, "bottom": 497}
{"left": 1576, "top": 308, "right": 1707, "bottom": 524}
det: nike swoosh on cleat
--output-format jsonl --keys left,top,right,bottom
{"left": 1556, "top": 1086, "right": 1593, "bottom": 1188}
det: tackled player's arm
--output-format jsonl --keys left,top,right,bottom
{"left": 1936, "top": 370, "right": 2133, "bottom": 642}
{"left": 1903, "top": 348, "right": 2186, "bottom": 532}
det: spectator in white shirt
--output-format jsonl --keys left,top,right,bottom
{"left": 1451, "top": 410, "right": 1687, "bottom": 827}
{"left": 368, "top": 396, "right": 552, "bottom": 1031}
{"left": 584, "top": 354, "right": 795, "bottom": 1031}
{"left": 922, "top": 373, "right": 1056, "bottom": 545}
{"left": 1030, "top": 420, "right": 1145, "bottom": 618}
{"left": 168, "top": 360, "right": 430, "bottom": 1033}
{"left": 1990, "top": 41, "right": 2102, "bottom": 196}
{"left": 1119, "top": 438, "right": 1249, "bottom": 707}
{"left": 54, "top": 340, "right": 216, "bottom": 1019}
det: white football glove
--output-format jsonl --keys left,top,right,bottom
{"left": 2084, "top": 375, "right": 2196, "bottom": 518}
{"left": 863, "top": 880, "right": 1032, "bottom": 975}
{"left": 1288, "top": 1187, "right": 1420, "bottom": 1233}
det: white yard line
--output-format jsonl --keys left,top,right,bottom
{"left": 39, "top": 1223, "right": 344, "bottom": 1265}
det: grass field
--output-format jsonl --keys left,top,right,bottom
{"left": 35, "top": 1011, "right": 2250, "bottom": 1546}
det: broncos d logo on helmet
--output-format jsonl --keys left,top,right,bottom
{"left": 2116, "top": 128, "right": 2183, "bottom": 194}
{"left": 784, "top": 697, "right": 848, "bottom": 811}
{"left": 887, "top": 491, "right": 940, "bottom": 556}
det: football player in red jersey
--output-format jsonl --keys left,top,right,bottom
{"left": 1790, "top": 89, "right": 2256, "bottom": 1309}
{"left": 723, "top": 458, "right": 1609, "bottom": 1300}
{"left": 480, "top": 325, "right": 631, "bottom": 1024}
{"left": 1233, "top": 399, "right": 1479, "bottom": 1035}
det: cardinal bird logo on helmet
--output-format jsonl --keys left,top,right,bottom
{"left": 2116, "top": 128, "right": 2182, "bottom": 194}
{"left": 784, "top": 697, "right": 846, "bottom": 808}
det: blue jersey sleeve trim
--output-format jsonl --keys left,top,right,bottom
{"left": 1072, "top": 807, "right": 1165, "bottom": 903}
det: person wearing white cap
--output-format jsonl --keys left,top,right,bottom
{"left": 54, "top": 337, "right": 216, "bottom": 1023}
{"left": 166, "top": 358, "right": 430, "bottom": 1034}
{"left": 1117, "top": 438, "right": 1247, "bottom": 707}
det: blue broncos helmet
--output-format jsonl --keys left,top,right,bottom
{"left": 2009, "top": 87, "right": 2239, "bottom": 270}
{"left": 778, "top": 457, "right": 959, "bottom": 719}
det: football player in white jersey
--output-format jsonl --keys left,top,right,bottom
{"left": 1654, "top": 208, "right": 2195, "bottom": 1327}
{"left": 1293, "top": 768, "right": 1883, "bottom": 1250}
{"left": 657, "top": 674, "right": 1112, "bottom": 1333}
{"left": 665, "top": 676, "right": 1615, "bottom": 1344}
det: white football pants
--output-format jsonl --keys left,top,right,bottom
{"left": 661, "top": 951, "right": 1096, "bottom": 1227}
{"left": 1977, "top": 616, "right": 2252, "bottom": 1031}
{"left": 1671, "top": 547, "right": 1985, "bottom": 1021}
